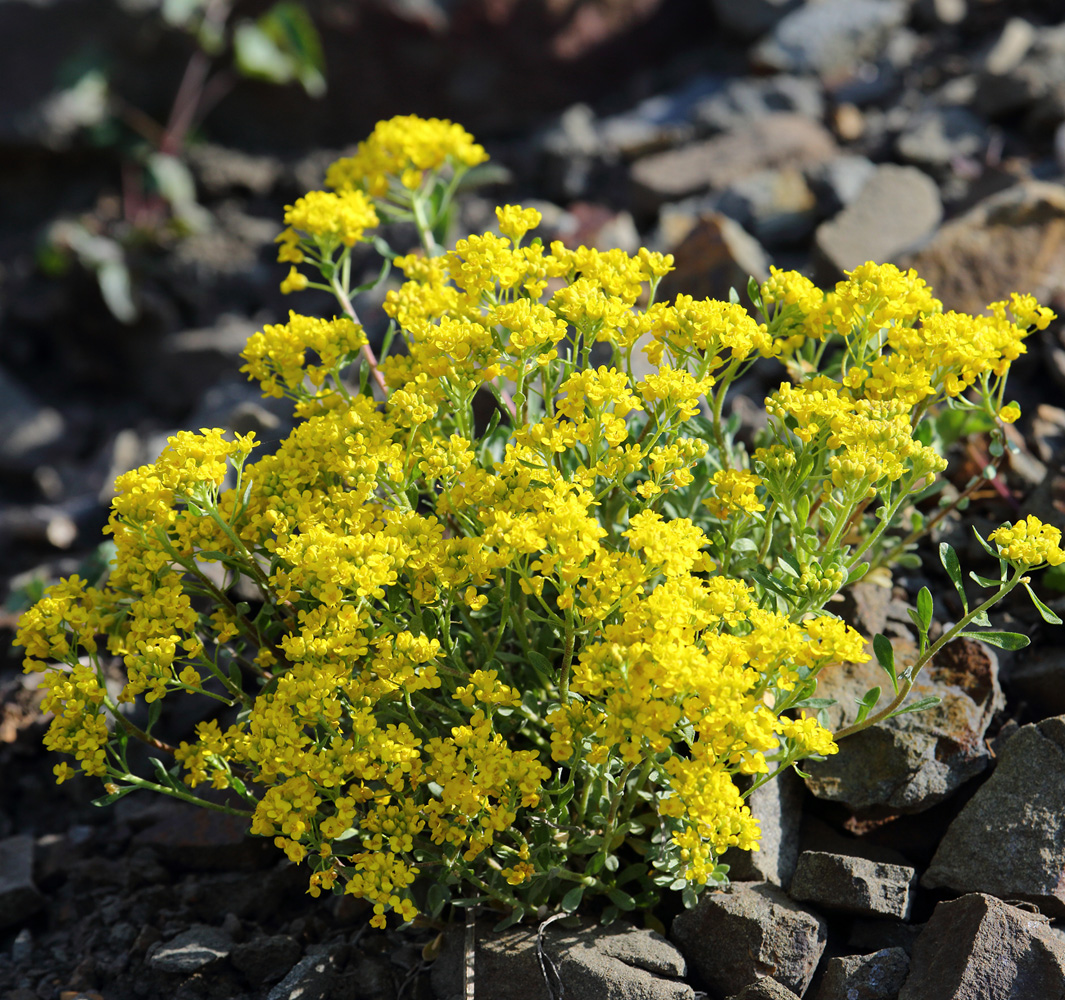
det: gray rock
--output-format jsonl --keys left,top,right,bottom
{"left": 806, "top": 155, "right": 878, "bottom": 216}
{"left": 899, "top": 894, "right": 1065, "bottom": 1000}
{"left": 728, "top": 979, "right": 802, "bottom": 1000}
{"left": 973, "top": 19, "right": 1065, "bottom": 120}
{"left": 752, "top": 0, "right": 909, "bottom": 78}
{"left": 900, "top": 178, "right": 1065, "bottom": 315}
{"left": 631, "top": 113, "right": 837, "bottom": 212}
{"left": 694, "top": 75, "right": 824, "bottom": 134}
{"left": 230, "top": 934, "right": 303, "bottom": 983}
{"left": 671, "top": 882, "right": 827, "bottom": 998}
{"left": 814, "top": 165, "right": 942, "bottom": 277}
{"left": 186, "top": 143, "right": 282, "bottom": 197}
{"left": 711, "top": 0, "right": 802, "bottom": 40}
{"left": 266, "top": 944, "right": 344, "bottom": 1000}
{"left": 896, "top": 106, "right": 988, "bottom": 167}
{"left": 148, "top": 924, "right": 232, "bottom": 974}
{"left": 430, "top": 920, "right": 693, "bottom": 1000}
{"left": 814, "top": 948, "right": 910, "bottom": 1000}
{"left": 598, "top": 75, "right": 721, "bottom": 159}
{"left": 0, "top": 836, "right": 44, "bottom": 930}
{"left": 1029, "top": 403, "right": 1065, "bottom": 465}
{"left": 804, "top": 638, "right": 1003, "bottom": 813}
{"left": 722, "top": 768, "right": 804, "bottom": 889}
{"left": 716, "top": 167, "right": 819, "bottom": 245}
{"left": 790, "top": 852, "right": 916, "bottom": 920}
{"left": 922, "top": 716, "right": 1065, "bottom": 917}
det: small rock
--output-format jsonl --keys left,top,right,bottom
{"left": 814, "top": 164, "right": 942, "bottom": 278}
{"left": 266, "top": 943, "right": 343, "bottom": 1000}
{"left": 922, "top": 715, "right": 1065, "bottom": 916}
{"left": 671, "top": 882, "right": 827, "bottom": 998}
{"left": 0, "top": 836, "right": 44, "bottom": 930}
{"left": 231, "top": 934, "right": 303, "bottom": 984}
{"left": 752, "top": 0, "right": 909, "bottom": 78}
{"left": 804, "top": 638, "right": 1003, "bottom": 813}
{"left": 814, "top": 948, "right": 909, "bottom": 1000}
{"left": 430, "top": 919, "right": 692, "bottom": 1000}
{"left": 0, "top": 366, "right": 66, "bottom": 473}
{"left": 900, "top": 178, "right": 1065, "bottom": 315}
{"left": 806, "top": 155, "right": 878, "bottom": 216}
{"left": 1030, "top": 404, "right": 1065, "bottom": 464}
{"left": 598, "top": 75, "right": 721, "bottom": 159}
{"left": 187, "top": 144, "right": 282, "bottom": 197}
{"left": 693, "top": 75, "right": 824, "bottom": 134}
{"left": 898, "top": 894, "right": 1065, "bottom": 999}
{"left": 896, "top": 106, "right": 987, "bottom": 167}
{"left": 789, "top": 852, "right": 916, "bottom": 920}
{"left": 655, "top": 212, "right": 771, "bottom": 306}
{"left": 717, "top": 167, "right": 819, "bottom": 245}
{"left": 722, "top": 767, "right": 804, "bottom": 888}
{"left": 631, "top": 113, "right": 837, "bottom": 213}
{"left": 148, "top": 924, "right": 232, "bottom": 974}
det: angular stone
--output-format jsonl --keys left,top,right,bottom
{"left": 814, "top": 948, "right": 909, "bottom": 1000}
{"left": 430, "top": 920, "right": 693, "bottom": 1000}
{"left": 922, "top": 716, "right": 1065, "bottom": 917}
{"left": 717, "top": 167, "right": 819, "bottom": 245}
{"left": 814, "top": 165, "right": 942, "bottom": 278}
{"left": 728, "top": 979, "right": 802, "bottom": 1000}
{"left": 898, "top": 894, "right": 1065, "bottom": 1000}
{"left": 722, "top": 767, "right": 804, "bottom": 888}
{"left": 0, "top": 837, "right": 44, "bottom": 930}
{"left": 671, "top": 882, "right": 826, "bottom": 998}
{"left": 752, "top": 0, "right": 908, "bottom": 78}
{"left": 149, "top": 924, "right": 232, "bottom": 974}
{"left": 631, "top": 113, "right": 837, "bottom": 211}
{"left": 790, "top": 852, "right": 916, "bottom": 920}
{"left": 804, "top": 638, "right": 1003, "bottom": 813}
{"left": 900, "top": 179, "right": 1065, "bottom": 315}
{"left": 230, "top": 934, "right": 303, "bottom": 984}
{"left": 806, "top": 155, "right": 878, "bottom": 216}
{"left": 694, "top": 75, "right": 824, "bottom": 134}
{"left": 266, "top": 943, "right": 343, "bottom": 1000}
{"left": 896, "top": 106, "right": 988, "bottom": 167}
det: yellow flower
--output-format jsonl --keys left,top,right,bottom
{"left": 998, "top": 402, "right": 1021, "bottom": 424}
{"left": 989, "top": 516, "right": 1065, "bottom": 567}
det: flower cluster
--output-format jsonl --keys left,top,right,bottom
{"left": 17, "top": 115, "right": 1061, "bottom": 931}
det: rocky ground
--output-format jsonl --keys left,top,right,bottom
{"left": 3, "top": 0, "right": 1065, "bottom": 997}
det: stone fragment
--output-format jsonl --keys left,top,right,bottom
{"left": 148, "top": 924, "right": 232, "bottom": 974}
{"left": 900, "top": 179, "right": 1065, "bottom": 315}
{"left": 631, "top": 113, "right": 837, "bottom": 212}
{"left": 671, "top": 882, "right": 827, "bottom": 998}
{"left": 717, "top": 167, "right": 819, "bottom": 245}
{"left": 430, "top": 920, "right": 692, "bottom": 1000}
{"left": 973, "top": 19, "right": 1065, "bottom": 120}
{"left": 896, "top": 106, "right": 988, "bottom": 167}
{"left": 0, "top": 837, "right": 44, "bottom": 930}
{"left": 922, "top": 716, "right": 1065, "bottom": 916}
{"left": 655, "top": 212, "right": 771, "bottom": 307}
{"left": 804, "top": 638, "right": 1003, "bottom": 813}
{"left": 790, "top": 852, "right": 916, "bottom": 920}
{"left": 1030, "top": 404, "right": 1065, "bottom": 464}
{"left": 752, "top": 0, "right": 908, "bottom": 78}
{"left": 898, "top": 894, "right": 1065, "bottom": 1000}
{"left": 813, "top": 948, "right": 909, "bottom": 1000}
{"left": 597, "top": 75, "right": 720, "bottom": 159}
{"left": 266, "top": 943, "right": 344, "bottom": 1000}
{"left": 0, "top": 366, "right": 66, "bottom": 473}
{"left": 722, "top": 768, "right": 804, "bottom": 888}
{"left": 728, "top": 979, "right": 802, "bottom": 1000}
{"left": 814, "top": 165, "right": 942, "bottom": 278}
{"left": 694, "top": 75, "right": 824, "bottom": 134}
{"left": 231, "top": 934, "right": 303, "bottom": 984}
{"left": 806, "top": 155, "right": 878, "bottom": 216}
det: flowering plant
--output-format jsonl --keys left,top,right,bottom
{"left": 16, "top": 115, "right": 1064, "bottom": 930}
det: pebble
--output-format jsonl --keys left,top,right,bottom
{"left": 789, "top": 851, "right": 917, "bottom": 920}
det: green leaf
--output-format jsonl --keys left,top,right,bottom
{"left": 885, "top": 695, "right": 941, "bottom": 719}
{"left": 872, "top": 634, "right": 898, "bottom": 695}
{"left": 233, "top": 2, "right": 326, "bottom": 97}
{"left": 938, "top": 542, "right": 967, "bottom": 611}
{"left": 1023, "top": 581, "right": 1063, "bottom": 625}
{"left": 847, "top": 561, "right": 870, "bottom": 585}
{"left": 91, "top": 783, "right": 138, "bottom": 807}
{"left": 607, "top": 888, "right": 635, "bottom": 911}
{"left": 751, "top": 565, "right": 797, "bottom": 599}
{"left": 969, "top": 570, "right": 1002, "bottom": 588}
{"left": 681, "top": 886, "right": 699, "bottom": 910}
{"left": 916, "top": 587, "right": 933, "bottom": 632}
{"left": 956, "top": 630, "right": 1031, "bottom": 650}
{"left": 426, "top": 882, "right": 451, "bottom": 919}
{"left": 971, "top": 527, "right": 999, "bottom": 561}
{"left": 854, "top": 686, "right": 881, "bottom": 725}
{"left": 729, "top": 286, "right": 740, "bottom": 305}
{"left": 561, "top": 886, "right": 585, "bottom": 913}
{"left": 600, "top": 905, "right": 620, "bottom": 926}
{"left": 493, "top": 906, "right": 526, "bottom": 932}
{"left": 792, "top": 697, "right": 837, "bottom": 710}
{"left": 747, "top": 274, "right": 764, "bottom": 310}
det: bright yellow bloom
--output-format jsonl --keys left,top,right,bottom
{"left": 989, "top": 516, "right": 1065, "bottom": 567}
